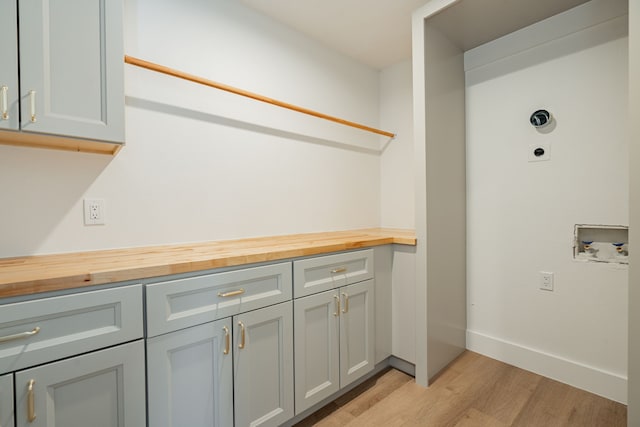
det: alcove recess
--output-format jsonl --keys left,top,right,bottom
{"left": 574, "top": 224, "right": 629, "bottom": 264}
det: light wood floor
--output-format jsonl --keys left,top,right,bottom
{"left": 294, "top": 351, "right": 626, "bottom": 427}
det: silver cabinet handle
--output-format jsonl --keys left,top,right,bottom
{"left": 341, "top": 292, "right": 349, "bottom": 314}
{"left": 223, "top": 326, "right": 230, "bottom": 355}
{"left": 0, "top": 326, "right": 40, "bottom": 344}
{"left": 217, "top": 289, "right": 245, "bottom": 298}
{"left": 238, "top": 321, "right": 245, "bottom": 349}
{"left": 330, "top": 267, "right": 347, "bottom": 274}
{"left": 27, "top": 379, "right": 36, "bottom": 422}
{"left": 29, "top": 90, "right": 36, "bottom": 122}
{"left": 333, "top": 295, "right": 340, "bottom": 317}
{"left": 1, "top": 85, "right": 8, "bottom": 120}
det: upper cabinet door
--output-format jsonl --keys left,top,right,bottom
{"left": 0, "top": 0, "right": 19, "bottom": 131}
{"left": 18, "top": 0, "right": 124, "bottom": 143}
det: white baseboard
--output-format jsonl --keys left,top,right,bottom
{"left": 466, "top": 329, "right": 627, "bottom": 404}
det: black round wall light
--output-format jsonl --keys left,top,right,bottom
{"left": 530, "top": 109, "right": 551, "bottom": 128}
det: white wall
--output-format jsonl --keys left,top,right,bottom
{"left": 0, "top": 0, "right": 387, "bottom": 257}
{"left": 379, "top": 60, "right": 417, "bottom": 364}
{"left": 465, "top": 3, "right": 628, "bottom": 402}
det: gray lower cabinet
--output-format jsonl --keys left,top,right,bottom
{"left": 0, "top": 0, "right": 124, "bottom": 146}
{"left": 234, "top": 301, "right": 294, "bottom": 427}
{"left": 146, "top": 318, "right": 233, "bottom": 427}
{"left": 0, "top": 373, "right": 14, "bottom": 427}
{"left": 146, "top": 301, "right": 294, "bottom": 427}
{"left": 145, "top": 264, "right": 294, "bottom": 427}
{"left": 294, "top": 279, "right": 375, "bottom": 414}
{"left": 14, "top": 340, "right": 145, "bottom": 427}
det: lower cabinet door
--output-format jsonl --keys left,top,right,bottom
{"left": 234, "top": 301, "right": 294, "bottom": 427}
{"left": 293, "top": 290, "right": 340, "bottom": 414}
{"left": 0, "top": 373, "right": 14, "bottom": 427}
{"left": 147, "top": 318, "right": 233, "bottom": 427}
{"left": 339, "top": 279, "right": 375, "bottom": 388}
{"left": 14, "top": 340, "right": 146, "bottom": 427}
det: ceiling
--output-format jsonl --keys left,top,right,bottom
{"left": 239, "top": 0, "right": 593, "bottom": 70}
{"left": 239, "top": 0, "right": 428, "bottom": 69}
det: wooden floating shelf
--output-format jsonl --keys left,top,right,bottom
{"left": 124, "top": 55, "right": 396, "bottom": 139}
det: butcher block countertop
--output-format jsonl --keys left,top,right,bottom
{"left": 0, "top": 228, "right": 416, "bottom": 299}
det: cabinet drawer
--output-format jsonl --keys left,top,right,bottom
{"left": 146, "top": 262, "right": 292, "bottom": 337}
{"left": 0, "top": 284, "right": 143, "bottom": 375}
{"left": 293, "top": 249, "right": 374, "bottom": 298}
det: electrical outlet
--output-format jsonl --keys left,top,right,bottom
{"left": 84, "top": 199, "right": 105, "bottom": 225}
{"left": 540, "top": 271, "right": 554, "bottom": 291}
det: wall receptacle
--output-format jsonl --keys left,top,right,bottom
{"left": 84, "top": 199, "right": 105, "bottom": 225}
{"left": 539, "top": 271, "right": 554, "bottom": 291}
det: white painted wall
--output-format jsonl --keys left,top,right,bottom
{"left": 380, "top": 60, "right": 414, "bottom": 229}
{"left": 465, "top": 3, "right": 628, "bottom": 402}
{"left": 379, "top": 60, "right": 417, "bottom": 364}
{"left": 0, "top": 0, "right": 386, "bottom": 257}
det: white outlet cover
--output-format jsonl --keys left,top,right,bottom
{"left": 539, "top": 271, "right": 554, "bottom": 291}
{"left": 84, "top": 198, "right": 106, "bottom": 225}
{"left": 528, "top": 143, "right": 551, "bottom": 162}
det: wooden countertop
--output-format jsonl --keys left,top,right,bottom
{"left": 0, "top": 228, "right": 416, "bottom": 299}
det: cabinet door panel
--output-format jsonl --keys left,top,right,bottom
{"left": 0, "top": 373, "right": 14, "bottom": 427}
{"left": 18, "top": 0, "right": 124, "bottom": 142}
{"left": 293, "top": 290, "right": 340, "bottom": 414}
{"left": 340, "top": 280, "right": 375, "bottom": 388}
{"left": 234, "top": 302, "right": 293, "bottom": 427}
{"left": 15, "top": 340, "right": 145, "bottom": 427}
{"left": 0, "top": 0, "right": 19, "bottom": 130}
{"left": 147, "top": 318, "right": 233, "bottom": 427}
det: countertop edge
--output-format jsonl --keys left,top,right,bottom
{"left": 0, "top": 228, "right": 416, "bottom": 299}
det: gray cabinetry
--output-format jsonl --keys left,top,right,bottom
{"left": 147, "top": 318, "right": 233, "bottom": 427}
{"left": 14, "top": 340, "right": 145, "bottom": 427}
{"left": 0, "top": 284, "right": 145, "bottom": 427}
{"left": 234, "top": 301, "right": 294, "bottom": 427}
{"left": 0, "top": 373, "right": 14, "bottom": 427}
{"left": 338, "top": 280, "right": 375, "bottom": 388}
{"left": 0, "top": 285, "right": 143, "bottom": 374}
{"left": 294, "top": 280, "right": 375, "bottom": 414}
{"left": 0, "top": 0, "right": 124, "bottom": 150}
{"left": 293, "top": 249, "right": 373, "bottom": 298}
{"left": 293, "top": 250, "right": 375, "bottom": 415}
{"left": 0, "top": 0, "right": 19, "bottom": 131}
{"left": 146, "top": 263, "right": 294, "bottom": 427}
{"left": 146, "top": 262, "right": 292, "bottom": 337}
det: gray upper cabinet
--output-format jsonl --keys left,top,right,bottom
{"left": 0, "top": 0, "right": 19, "bottom": 131}
{"left": 0, "top": 373, "right": 14, "bottom": 427}
{"left": 17, "top": 0, "right": 124, "bottom": 143}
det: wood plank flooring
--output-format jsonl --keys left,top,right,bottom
{"left": 294, "top": 351, "right": 626, "bottom": 427}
